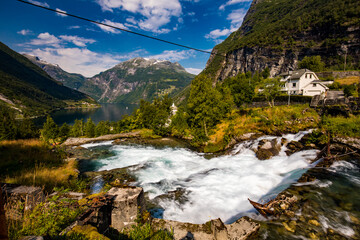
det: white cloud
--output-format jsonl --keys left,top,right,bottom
{"left": 27, "top": 33, "right": 96, "bottom": 48}
{"left": 28, "top": 0, "right": 49, "bottom": 8}
{"left": 55, "top": 8, "right": 67, "bottom": 17}
{"left": 97, "top": 19, "right": 128, "bottom": 33}
{"left": 205, "top": 28, "right": 232, "bottom": 39}
{"left": 26, "top": 47, "right": 146, "bottom": 77}
{"left": 227, "top": 8, "right": 247, "bottom": 27}
{"left": 219, "top": 0, "right": 251, "bottom": 10}
{"left": 96, "top": 0, "right": 182, "bottom": 33}
{"left": 59, "top": 35, "right": 96, "bottom": 47}
{"left": 17, "top": 29, "right": 32, "bottom": 36}
{"left": 205, "top": 8, "right": 247, "bottom": 39}
{"left": 185, "top": 67, "right": 202, "bottom": 75}
{"left": 29, "top": 32, "right": 61, "bottom": 47}
{"left": 68, "top": 25, "right": 81, "bottom": 29}
{"left": 148, "top": 49, "right": 195, "bottom": 62}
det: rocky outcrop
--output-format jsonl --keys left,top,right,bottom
{"left": 205, "top": 0, "right": 360, "bottom": 82}
{"left": 255, "top": 138, "right": 281, "bottom": 160}
{"left": 333, "top": 136, "right": 360, "bottom": 150}
{"left": 62, "top": 131, "right": 141, "bottom": 146}
{"left": 152, "top": 217, "right": 260, "bottom": 240}
{"left": 107, "top": 187, "right": 146, "bottom": 231}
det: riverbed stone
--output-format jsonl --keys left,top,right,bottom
{"left": 107, "top": 187, "right": 145, "bottom": 231}
{"left": 152, "top": 216, "right": 259, "bottom": 240}
{"left": 256, "top": 138, "right": 281, "bottom": 160}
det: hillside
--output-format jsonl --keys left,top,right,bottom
{"left": 81, "top": 58, "right": 195, "bottom": 104}
{"left": 204, "top": 0, "right": 360, "bottom": 82}
{"left": 0, "top": 42, "right": 97, "bottom": 117}
{"left": 24, "top": 54, "right": 86, "bottom": 90}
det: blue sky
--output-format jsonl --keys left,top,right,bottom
{"left": 0, "top": 0, "right": 252, "bottom": 77}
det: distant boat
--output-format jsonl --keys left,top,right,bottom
{"left": 126, "top": 106, "right": 128, "bottom": 109}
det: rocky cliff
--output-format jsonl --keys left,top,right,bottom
{"left": 204, "top": 0, "right": 360, "bottom": 82}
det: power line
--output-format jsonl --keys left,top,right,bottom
{"left": 15, "top": 0, "right": 226, "bottom": 57}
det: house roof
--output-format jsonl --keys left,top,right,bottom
{"left": 279, "top": 69, "right": 313, "bottom": 80}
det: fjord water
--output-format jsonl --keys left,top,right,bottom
{"left": 35, "top": 103, "right": 138, "bottom": 126}
{"left": 81, "top": 131, "right": 318, "bottom": 224}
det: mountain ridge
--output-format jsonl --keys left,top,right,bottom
{"left": 0, "top": 42, "right": 97, "bottom": 117}
{"left": 26, "top": 55, "right": 195, "bottom": 104}
{"left": 204, "top": 0, "right": 360, "bottom": 82}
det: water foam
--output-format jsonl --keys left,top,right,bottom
{"left": 85, "top": 132, "right": 318, "bottom": 224}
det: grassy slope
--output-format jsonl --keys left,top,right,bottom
{"left": 205, "top": 105, "right": 320, "bottom": 152}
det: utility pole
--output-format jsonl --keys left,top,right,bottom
{"left": 344, "top": 48, "right": 347, "bottom": 71}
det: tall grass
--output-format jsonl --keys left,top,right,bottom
{"left": 322, "top": 115, "right": 360, "bottom": 138}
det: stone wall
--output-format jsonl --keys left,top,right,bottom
{"left": 317, "top": 71, "right": 360, "bottom": 79}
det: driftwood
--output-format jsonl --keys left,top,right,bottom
{"left": 248, "top": 198, "right": 278, "bottom": 218}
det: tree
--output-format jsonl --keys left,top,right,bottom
{"left": 170, "top": 108, "right": 189, "bottom": 137}
{"left": 260, "top": 77, "right": 282, "bottom": 107}
{"left": 95, "top": 121, "right": 110, "bottom": 137}
{"left": 71, "top": 119, "right": 84, "bottom": 137}
{"left": 0, "top": 105, "right": 17, "bottom": 140}
{"left": 187, "top": 74, "right": 231, "bottom": 137}
{"left": 84, "top": 118, "right": 95, "bottom": 137}
{"left": 224, "top": 74, "right": 254, "bottom": 108}
{"left": 58, "top": 123, "right": 70, "bottom": 141}
{"left": 41, "top": 116, "right": 59, "bottom": 142}
{"left": 299, "top": 56, "right": 325, "bottom": 72}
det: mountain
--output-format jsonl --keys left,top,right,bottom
{"left": 0, "top": 42, "right": 97, "bottom": 116}
{"left": 24, "top": 54, "right": 86, "bottom": 90}
{"left": 26, "top": 56, "right": 195, "bottom": 104}
{"left": 204, "top": 0, "right": 360, "bottom": 82}
{"left": 80, "top": 58, "right": 195, "bottom": 104}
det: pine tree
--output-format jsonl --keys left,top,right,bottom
{"left": 41, "top": 116, "right": 59, "bottom": 142}
{"left": 84, "top": 118, "right": 95, "bottom": 137}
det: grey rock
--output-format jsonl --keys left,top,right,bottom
{"left": 107, "top": 187, "right": 145, "bottom": 231}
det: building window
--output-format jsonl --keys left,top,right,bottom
{"left": 310, "top": 74, "right": 312, "bottom": 79}
{"left": 293, "top": 91, "right": 296, "bottom": 94}
{"left": 313, "top": 83, "right": 317, "bottom": 87}
{"left": 293, "top": 83, "right": 296, "bottom": 87}
{"left": 305, "top": 74, "right": 307, "bottom": 78}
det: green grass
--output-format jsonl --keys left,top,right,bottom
{"left": 322, "top": 115, "right": 360, "bottom": 138}
{"left": 204, "top": 105, "right": 320, "bottom": 152}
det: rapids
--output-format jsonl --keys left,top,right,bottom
{"left": 81, "top": 131, "right": 318, "bottom": 224}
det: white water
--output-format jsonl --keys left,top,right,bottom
{"left": 84, "top": 131, "right": 318, "bottom": 224}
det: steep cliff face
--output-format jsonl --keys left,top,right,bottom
{"left": 81, "top": 58, "right": 194, "bottom": 104}
{"left": 205, "top": 0, "right": 360, "bottom": 82}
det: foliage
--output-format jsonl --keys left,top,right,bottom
{"left": 19, "top": 194, "right": 86, "bottom": 238}
{"left": 68, "top": 225, "right": 109, "bottom": 240}
{"left": 84, "top": 118, "right": 96, "bottom": 137}
{"left": 321, "top": 115, "right": 360, "bottom": 138}
{"left": 170, "top": 108, "right": 190, "bottom": 138}
{"left": 123, "top": 222, "right": 173, "bottom": 240}
{"left": 205, "top": 105, "right": 320, "bottom": 152}
{"left": 41, "top": 115, "right": 59, "bottom": 142}
{"left": 259, "top": 77, "right": 282, "bottom": 107}
{"left": 95, "top": 121, "right": 111, "bottom": 137}
{"left": 343, "top": 84, "right": 359, "bottom": 97}
{"left": 0, "top": 104, "right": 39, "bottom": 140}
{"left": 71, "top": 119, "right": 84, "bottom": 137}
{"left": 187, "top": 74, "right": 233, "bottom": 141}
{"left": 299, "top": 56, "right": 326, "bottom": 72}
{"left": 223, "top": 73, "right": 255, "bottom": 107}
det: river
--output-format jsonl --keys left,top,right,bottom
{"left": 79, "top": 131, "right": 360, "bottom": 239}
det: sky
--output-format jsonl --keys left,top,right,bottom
{"left": 0, "top": 0, "right": 252, "bottom": 77}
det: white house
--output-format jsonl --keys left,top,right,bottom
{"left": 279, "top": 69, "right": 329, "bottom": 96}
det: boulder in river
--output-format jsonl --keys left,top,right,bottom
{"left": 255, "top": 138, "right": 281, "bottom": 160}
